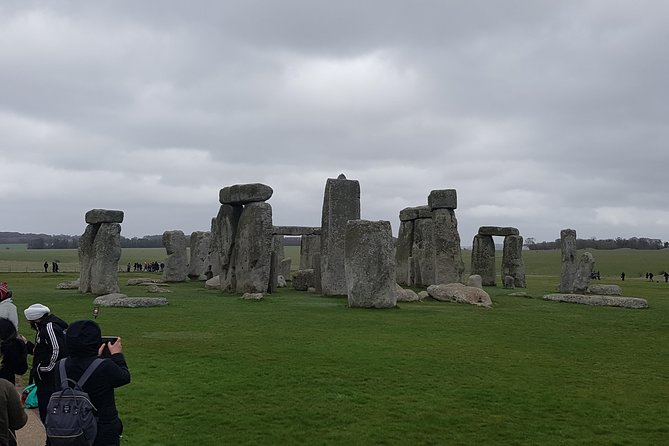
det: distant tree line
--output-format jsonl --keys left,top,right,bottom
{"left": 0, "top": 232, "right": 167, "bottom": 249}
{"left": 525, "top": 237, "right": 667, "bottom": 250}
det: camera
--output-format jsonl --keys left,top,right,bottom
{"left": 100, "top": 336, "right": 119, "bottom": 357}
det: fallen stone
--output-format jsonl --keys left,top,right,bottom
{"left": 219, "top": 183, "right": 273, "bottom": 205}
{"left": 127, "top": 278, "right": 164, "bottom": 285}
{"left": 85, "top": 209, "right": 124, "bottom": 224}
{"left": 509, "top": 292, "right": 531, "bottom": 298}
{"left": 427, "top": 283, "right": 493, "bottom": 307}
{"left": 503, "top": 275, "right": 515, "bottom": 289}
{"left": 417, "top": 291, "right": 430, "bottom": 301}
{"left": 277, "top": 275, "right": 287, "bottom": 288}
{"left": 241, "top": 292, "right": 264, "bottom": 300}
{"left": 587, "top": 284, "right": 622, "bottom": 296}
{"left": 543, "top": 293, "right": 648, "bottom": 309}
{"left": 146, "top": 285, "right": 171, "bottom": 293}
{"left": 307, "top": 287, "right": 316, "bottom": 293}
{"left": 467, "top": 274, "right": 483, "bottom": 289}
{"left": 394, "top": 284, "right": 420, "bottom": 302}
{"left": 293, "top": 269, "right": 314, "bottom": 291}
{"left": 56, "top": 279, "right": 80, "bottom": 290}
{"left": 205, "top": 275, "right": 220, "bottom": 290}
{"left": 93, "top": 293, "right": 168, "bottom": 307}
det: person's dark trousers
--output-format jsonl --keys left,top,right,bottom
{"left": 35, "top": 382, "right": 56, "bottom": 446}
{"left": 94, "top": 419, "right": 123, "bottom": 446}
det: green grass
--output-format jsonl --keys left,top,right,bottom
{"left": 1, "top": 248, "right": 668, "bottom": 444}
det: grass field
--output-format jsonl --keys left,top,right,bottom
{"left": 0, "top": 247, "right": 668, "bottom": 445}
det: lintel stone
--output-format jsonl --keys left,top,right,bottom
{"left": 272, "top": 226, "right": 321, "bottom": 236}
{"left": 428, "top": 189, "right": 457, "bottom": 210}
{"left": 478, "top": 226, "right": 520, "bottom": 236}
{"left": 85, "top": 209, "right": 124, "bottom": 224}
{"left": 219, "top": 183, "right": 273, "bottom": 205}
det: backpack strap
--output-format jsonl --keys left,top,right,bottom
{"left": 77, "top": 358, "right": 105, "bottom": 389}
{"left": 58, "top": 359, "right": 69, "bottom": 389}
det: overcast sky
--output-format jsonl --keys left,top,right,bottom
{"left": 2, "top": 0, "right": 668, "bottom": 244}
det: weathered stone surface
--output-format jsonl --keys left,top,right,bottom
{"left": 427, "top": 283, "right": 492, "bottom": 307}
{"left": 345, "top": 220, "right": 396, "bottom": 309}
{"left": 89, "top": 223, "right": 122, "bottom": 295}
{"left": 432, "top": 208, "right": 465, "bottom": 285}
{"left": 395, "top": 283, "right": 420, "bottom": 302}
{"left": 235, "top": 202, "right": 273, "bottom": 294}
{"left": 272, "top": 226, "right": 320, "bottom": 236}
{"left": 57, "top": 279, "right": 80, "bottom": 290}
{"left": 416, "top": 205, "right": 432, "bottom": 219}
{"left": 543, "top": 294, "right": 648, "bottom": 309}
{"left": 212, "top": 204, "right": 243, "bottom": 292}
{"left": 162, "top": 230, "right": 188, "bottom": 282}
{"left": 320, "top": 176, "right": 360, "bottom": 295}
{"left": 78, "top": 224, "right": 96, "bottom": 294}
{"left": 85, "top": 209, "right": 124, "bottom": 225}
{"left": 127, "top": 278, "right": 163, "bottom": 285}
{"left": 501, "top": 235, "right": 526, "bottom": 288}
{"left": 300, "top": 235, "right": 321, "bottom": 270}
{"left": 428, "top": 189, "right": 457, "bottom": 210}
{"left": 559, "top": 229, "right": 577, "bottom": 293}
{"left": 269, "top": 235, "right": 285, "bottom": 293}
{"left": 146, "top": 285, "right": 171, "bottom": 293}
{"left": 503, "top": 275, "right": 515, "bottom": 289}
{"left": 205, "top": 275, "right": 220, "bottom": 290}
{"left": 219, "top": 183, "right": 273, "bottom": 205}
{"left": 188, "top": 231, "right": 211, "bottom": 279}
{"left": 93, "top": 293, "right": 168, "bottom": 307}
{"left": 412, "top": 217, "right": 434, "bottom": 287}
{"left": 277, "top": 275, "right": 287, "bottom": 288}
{"left": 293, "top": 269, "right": 314, "bottom": 291}
{"left": 471, "top": 234, "right": 496, "bottom": 286}
{"left": 241, "top": 292, "right": 264, "bottom": 300}
{"left": 478, "top": 226, "right": 520, "bottom": 237}
{"left": 587, "top": 284, "right": 622, "bottom": 295}
{"left": 312, "top": 253, "right": 322, "bottom": 294}
{"left": 279, "top": 258, "right": 291, "bottom": 281}
{"left": 573, "top": 252, "right": 594, "bottom": 293}
{"left": 467, "top": 274, "right": 483, "bottom": 289}
{"left": 395, "top": 220, "right": 414, "bottom": 285}
{"left": 417, "top": 290, "right": 430, "bottom": 301}
{"left": 399, "top": 207, "right": 419, "bottom": 222}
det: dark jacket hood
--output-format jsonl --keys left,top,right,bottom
{"left": 66, "top": 320, "right": 101, "bottom": 357}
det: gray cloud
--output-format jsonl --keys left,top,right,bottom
{"left": 1, "top": 1, "right": 668, "bottom": 245}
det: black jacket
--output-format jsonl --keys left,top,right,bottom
{"left": 27, "top": 314, "right": 68, "bottom": 386}
{"left": 0, "top": 319, "right": 28, "bottom": 385}
{"left": 57, "top": 354, "right": 130, "bottom": 424}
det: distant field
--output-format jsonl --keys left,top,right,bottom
{"left": 2, "top": 244, "right": 668, "bottom": 278}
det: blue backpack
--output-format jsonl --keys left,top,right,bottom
{"left": 45, "top": 358, "right": 104, "bottom": 446}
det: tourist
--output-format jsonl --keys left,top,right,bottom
{"left": 0, "top": 283, "right": 18, "bottom": 330}
{"left": 43, "top": 261, "right": 48, "bottom": 273}
{"left": 620, "top": 272, "right": 625, "bottom": 281}
{"left": 649, "top": 272, "right": 654, "bottom": 282}
{"left": 0, "top": 319, "right": 28, "bottom": 385}
{"left": 59, "top": 320, "right": 130, "bottom": 446}
{"left": 664, "top": 272, "right": 669, "bottom": 283}
{"left": 24, "top": 303, "right": 68, "bottom": 427}
{"left": 0, "top": 374, "right": 27, "bottom": 446}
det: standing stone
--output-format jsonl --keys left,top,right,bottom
{"left": 90, "top": 223, "right": 122, "bottom": 295}
{"left": 312, "top": 253, "right": 322, "bottom": 294}
{"left": 214, "top": 204, "right": 243, "bottom": 292}
{"left": 573, "top": 252, "right": 595, "bottom": 293}
{"left": 395, "top": 217, "right": 415, "bottom": 285}
{"left": 471, "top": 234, "right": 496, "bottom": 286}
{"left": 320, "top": 175, "right": 360, "bottom": 295}
{"left": 344, "top": 220, "right": 396, "bottom": 309}
{"left": 188, "top": 231, "right": 211, "bottom": 279}
{"left": 432, "top": 208, "right": 465, "bottom": 285}
{"left": 207, "top": 216, "right": 222, "bottom": 277}
{"left": 412, "top": 212, "right": 434, "bottom": 286}
{"left": 559, "top": 229, "right": 578, "bottom": 293}
{"left": 279, "top": 258, "right": 292, "bottom": 281}
{"left": 78, "top": 225, "right": 97, "bottom": 294}
{"left": 270, "top": 235, "right": 285, "bottom": 292}
{"left": 163, "top": 230, "right": 188, "bottom": 282}
{"left": 467, "top": 274, "right": 483, "bottom": 289}
{"left": 78, "top": 209, "right": 123, "bottom": 295}
{"left": 234, "top": 202, "right": 273, "bottom": 294}
{"left": 501, "top": 235, "right": 526, "bottom": 288}
{"left": 299, "top": 234, "right": 321, "bottom": 270}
